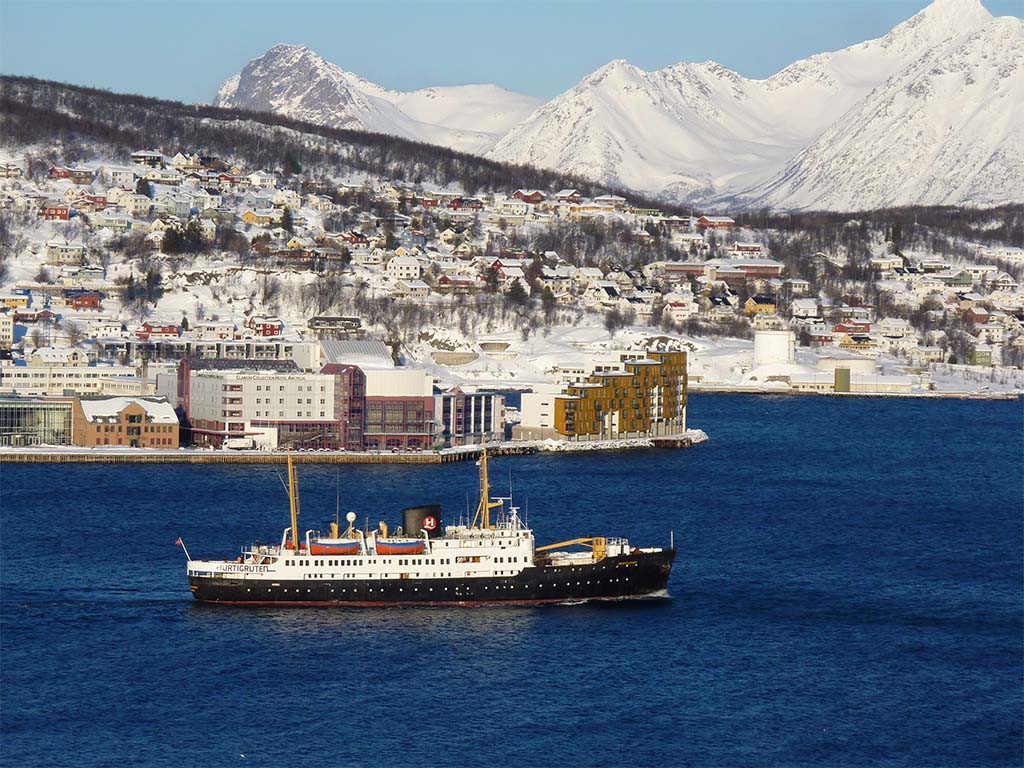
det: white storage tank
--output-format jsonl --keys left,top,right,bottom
{"left": 753, "top": 329, "right": 795, "bottom": 367}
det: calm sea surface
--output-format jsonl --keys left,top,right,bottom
{"left": 2, "top": 395, "right": 1022, "bottom": 767}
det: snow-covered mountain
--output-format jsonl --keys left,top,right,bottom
{"left": 743, "top": 15, "right": 1024, "bottom": 210}
{"left": 215, "top": 44, "right": 542, "bottom": 154}
{"left": 216, "top": 0, "right": 1023, "bottom": 210}
{"left": 488, "top": 0, "right": 1015, "bottom": 208}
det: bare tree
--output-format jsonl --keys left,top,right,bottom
{"left": 259, "top": 273, "right": 282, "bottom": 307}
{"left": 605, "top": 308, "right": 626, "bottom": 338}
{"left": 63, "top": 320, "right": 85, "bottom": 346}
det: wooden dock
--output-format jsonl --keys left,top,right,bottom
{"left": 0, "top": 444, "right": 541, "bottom": 465}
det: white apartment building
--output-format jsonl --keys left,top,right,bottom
{"left": 45, "top": 239, "right": 86, "bottom": 266}
{"left": 187, "top": 370, "right": 338, "bottom": 447}
{"left": 191, "top": 322, "right": 236, "bottom": 341}
{"left": 386, "top": 255, "right": 422, "bottom": 281}
{"left": 0, "top": 362, "right": 145, "bottom": 396}
{"left": 0, "top": 313, "right": 12, "bottom": 349}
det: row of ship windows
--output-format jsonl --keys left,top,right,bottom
{"left": 252, "top": 579, "right": 629, "bottom": 594}
{"left": 285, "top": 558, "right": 456, "bottom": 567}
{"left": 283, "top": 555, "right": 523, "bottom": 567}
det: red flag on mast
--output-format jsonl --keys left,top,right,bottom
{"left": 175, "top": 537, "right": 183, "bottom": 547}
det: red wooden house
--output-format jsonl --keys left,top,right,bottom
{"left": 64, "top": 290, "right": 103, "bottom": 310}
{"left": 697, "top": 215, "right": 736, "bottom": 230}
{"left": 71, "top": 194, "right": 108, "bottom": 212}
{"left": 43, "top": 202, "right": 71, "bottom": 221}
{"left": 513, "top": 190, "right": 546, "bottom": 205}
{"left": 247, "top": 316, "right": 283, "bottom": 337}
{"left": 964, "top": 307, "right": 991, "bottom": 326}
{"left": 136, "top": 322, "right": 180, "bottom": 340}
{"left": 832, "top": 321, "right": 871, "bottom": 335}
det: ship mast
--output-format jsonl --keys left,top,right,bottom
{"left": 287, "top": 451, "right": 301, "bottom": 552}
{"left": 471, "top": 444, "right": 503, "bottom": 529}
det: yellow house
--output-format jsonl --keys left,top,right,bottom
{"left": 0, "top": 294, "right": 30, "bottom": 309}
{"left": 743, "top": 296, "right": 776, "bottom": 317}
{"left": 837, "top": 333, "right": 876, "bottom": 351}
{"left": 237, "top": 208, "right": 274, "bottom": 227}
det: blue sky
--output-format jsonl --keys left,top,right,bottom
{"left": 1, "top": 0, "right": 1020, "bottom": 102}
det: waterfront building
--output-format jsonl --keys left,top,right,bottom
{"left": 517, "top": 351, "right": 687, "bottom": 441}
{"left": 180, "top": 351, "right": 436, "bottom": 450}
{"left": 0, "top": 396, "right": 73, "bottom": 446}
{"left": 71, "top": 397, "right": 179, "bottom": 448}
{"left": 186, "top": 366, "right": 337, "bottom": 449}
{"left": 789, "top": 370, "right": 913, "bottom": 395}
{"left": 362, "top": 368, "right": 435, "bottom": 451}
{"left": 435, "top": 386, "right": 505, "bottom": 446}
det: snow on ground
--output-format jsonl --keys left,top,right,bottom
{"left": 410, "top": 321, "right": 1023, "bottom": 397}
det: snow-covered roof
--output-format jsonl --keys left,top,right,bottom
{"left": 399, "top": 279, "right": 429, "bottom": 289}
{"left": 29, "top": 348, "right": 67, "bottom": 364}
{"left": 320, "top": 339, "right": 394, "bottom": 369}
{"left": 388, "top": 255, "right": 420, "bottom": 266}
{"left": 79, "top": 398, "right": 178, "bottom": 424}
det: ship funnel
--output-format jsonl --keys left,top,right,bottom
{"left": 403, "top": 504, "right": 442, "bottom": 539}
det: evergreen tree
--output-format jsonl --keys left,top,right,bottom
{"left": 161, "top": 227, "right": 184, "bottom": 253}
{"left": 485, "top": 266, "right": 500, "bottom": 293}
{"left": 283, "top": 150, "right": 302, "bottom": 176}
{"left": 506, "top": 278, "right": 529, "bottom": 306}
{"left": 541, "top": 285, "right": 557, "bottom": 322}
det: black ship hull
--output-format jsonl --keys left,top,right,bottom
{"left": 190, "top": 550, "right": 675, "bottom": 606}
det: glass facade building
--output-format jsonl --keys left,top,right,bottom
{"left": 0, "top": 397, "right": 73, "bottom": 446}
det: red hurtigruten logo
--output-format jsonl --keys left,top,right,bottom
{"left": 423, "top": 516, "right": 437, "bottom": 530}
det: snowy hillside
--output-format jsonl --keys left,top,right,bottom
{"left": 215, "top": 44, "right": 541, "bottom": 154}
{"left": 215, "top": 0, "right": 1023, "bottom": 212}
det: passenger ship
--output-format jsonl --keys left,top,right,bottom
{"left": 184, "top": 449, "right": 675, "bottom": 606}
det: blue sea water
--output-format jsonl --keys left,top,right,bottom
{"left": 1, "top": 395, "right": 1022, "bottom": 768}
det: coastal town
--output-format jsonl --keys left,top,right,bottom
{"left": 0, "top": 148, "right": 1022, "bottom": 453}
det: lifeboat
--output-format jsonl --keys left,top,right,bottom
{"left": 309, "top": 538, "right": 360, "bottom": 556}
{"left": 285, "top": 538, "right": 360, "bottom": 555}
{"left": 375, "top": 539, "right": 425, "bottom": 555}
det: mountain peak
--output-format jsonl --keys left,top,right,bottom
{"left": 921, "top": 0, "right": 989, "bottom": 17}
{"left": 267, "top": 43, "right": 309, "bottom": 54}
{"left": 214, "top": 45, "right": 539, "bottom": 155}
{"left": 887, "top": 0, "right": 991, "bottom": 43}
